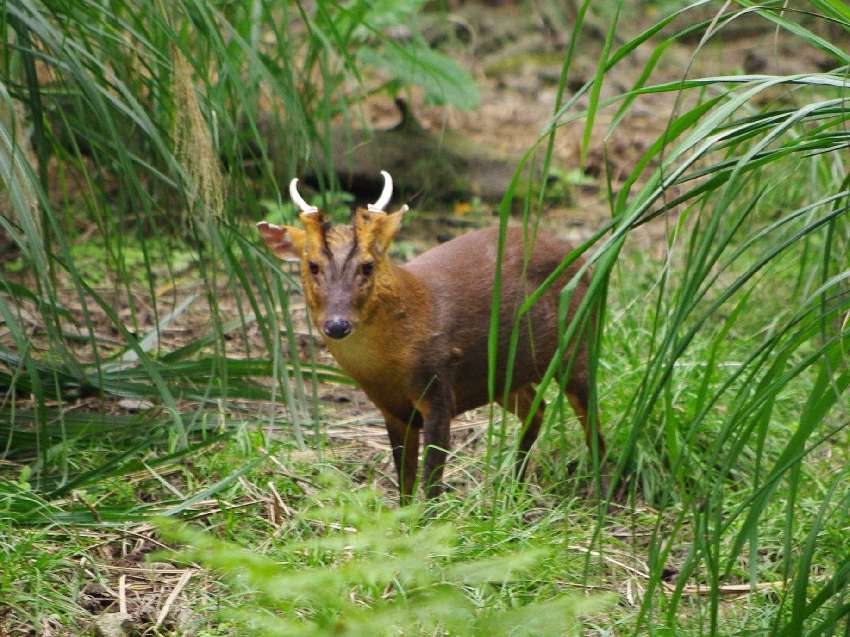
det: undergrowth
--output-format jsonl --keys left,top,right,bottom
{"left": 1, "top": 0, "right": 850, "bottom": 635}
{"left": 160, "top": 475, "right": 612, "bottom": 636}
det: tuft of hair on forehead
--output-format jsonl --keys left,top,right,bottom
{"left": 324, "top": 225, "right": 356, "bottom": 252}
{"left": 352, "top": 208, "right": 383, "bottom": 253}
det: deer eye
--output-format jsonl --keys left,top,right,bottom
{"left": 360, "top": 262, "right": 374, "bottom": 277}
{"left": 308, "top": 261, "right": 320, "bottom": 276}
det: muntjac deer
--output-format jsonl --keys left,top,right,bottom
{"left": 258, "top": 171, "right": 605, "bottom": 501}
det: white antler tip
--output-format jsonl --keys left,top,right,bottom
{"left": 368, "top": 170, "right": 393, "bottom": 212}
{"left": 289, "top": 178, "right": 319, "bottom": 214}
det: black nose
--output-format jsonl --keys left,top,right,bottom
{"left": 323, "top": 318, "right": 352, "bottom": 339}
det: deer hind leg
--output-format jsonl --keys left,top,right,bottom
{"left": 498, "top": 385, "right": 545, "bottom": 482}
{"left": 565, "top": 377, "right": 606, "bottom": 462}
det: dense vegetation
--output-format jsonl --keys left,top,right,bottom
{"left": 1, "top": 0, "right": 848, "bottom": 635}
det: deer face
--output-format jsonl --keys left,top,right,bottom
{"left": 257, "top": 172, "right": 407, "bottom": 340}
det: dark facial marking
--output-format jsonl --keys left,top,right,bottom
{"left": 313, "top": 226, "right": 372, "bottom": 284}
{"left": 320, "top": 220, "right": 333, "bottom": 254}
{"left": 344, "top": 237, "right": 360, "bottom": 266}
{"left": 349, "top": 215, "right": 359, "bottom": 249}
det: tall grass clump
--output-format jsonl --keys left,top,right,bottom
{"left": 483, "top": 1, "right": 849, "bottom": 634}
{"left": 0, "top": 1, "right": 474, "bottom": 510}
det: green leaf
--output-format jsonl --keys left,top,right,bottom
{"left": 358, "top": 42, "right": 479, "bottom": 111}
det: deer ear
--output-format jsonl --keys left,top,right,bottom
{"left": 298, "top": 211, "right": 328, "bottom": 253}
{"left": 257, "top": 221, "right": 306, "bottom": 260}
{"left": 354, "top": 205, "right": 408, "bottom": 255}
{"left": 373, "top": 206, "right": 407, "bottom": 253}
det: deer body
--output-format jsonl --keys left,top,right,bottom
{"left": 258, "top": 173, "right": 604, "bottom": 501}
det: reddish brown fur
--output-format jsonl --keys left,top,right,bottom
{"left": 258, "top": 208, "right": 605, "bottom": 501}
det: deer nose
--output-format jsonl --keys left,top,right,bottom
{"left": 323, "top": 318, "right": 352, "bottom": 339}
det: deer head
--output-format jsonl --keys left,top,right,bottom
{"left": 257, "top": 171, "right": 408, "bottom": 340}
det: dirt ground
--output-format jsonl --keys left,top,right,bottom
{"left": 304, "top": 6, "right": 836, "bottom": 486}
{"left": 1, "top": 2, "right": 834, "bottom": 484}
{"left": 4, "top": 3, "right": 831, "bottom": 411}
{"left": 1, "top": 2, "right": 835, "bottom": 479}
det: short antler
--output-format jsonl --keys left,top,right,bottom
{"left": 289, "top": 178, "right": 318, "bottom": 214}
{"left": 368, "top": 170, "right": 393, "bottom": 212}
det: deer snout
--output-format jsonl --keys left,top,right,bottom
{"left": 323, "top": 317, "right": 352, "bottom": 340}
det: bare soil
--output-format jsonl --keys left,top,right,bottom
{"left": 3, "top": 2, "right": 830, "bottom": 413}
